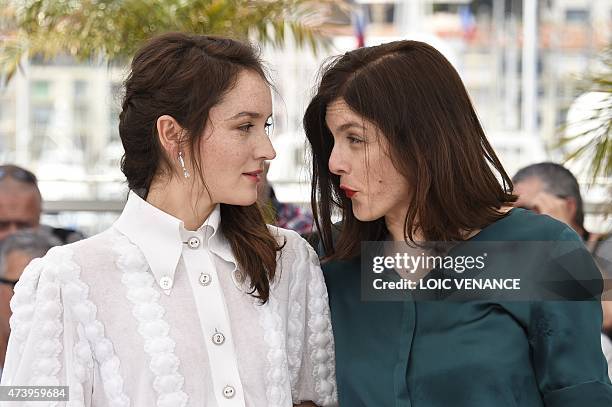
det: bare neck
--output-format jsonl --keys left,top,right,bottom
{"left": 146, "top": 180, "right": 215, "bottom": 231}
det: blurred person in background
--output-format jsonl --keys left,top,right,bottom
{"left": 257, "top": 161, "right": 314, "bottom": 236}
{"left": 513, "top": 162, "right": 612, "bottom": 380}
{"left": 0, "top": 229, "right": 60, "bottom": 377}
{"left": 513, "top": 162, "right": 610, "bottom": 253}
{"left": 0, "top": 166, "right": 41, "bottom": 242}
{"left": 0, "top": 165, "right": 84, "bottom": 245}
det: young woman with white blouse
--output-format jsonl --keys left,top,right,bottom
{"left": 1, "top": 33, "right": 337, "bottom": 407}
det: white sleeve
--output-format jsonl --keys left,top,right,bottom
{"left": 1, "top": 247, "right": 94, "bottom": 407}
{"left": 286, "top": 237, "right": 338, "bottom": 407}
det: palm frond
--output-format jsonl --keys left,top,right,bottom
{"left": 1, "top": 0, "right": 343, "bottom": 79}
{"left": 556, "top": 47, "right": 612, "bottom": 183}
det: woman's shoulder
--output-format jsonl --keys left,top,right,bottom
{"left": 267, "top": 224, "right": 318, "bottom": 259}
{"left": 19, "top": 227, "right": 124, "bottom": 284}
{"left": 477, "top": 208, "right": 580, "bottom": 242}
{"left": 49, "top": 226, "right": 119, "bottom": 251}
{"left": 266, "top": 225, "right": 322, "bottom": 289}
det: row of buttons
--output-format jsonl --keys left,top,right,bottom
{"left": 214, "top": 330, "right": 232, "bottom": 399}
{"left": 192, "top": 236, "right": 234, "bottom": 399}
{"left": 186, "top": 235, "right": 237, "bottom": 400}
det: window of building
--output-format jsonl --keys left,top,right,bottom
{"left": 565, "top": 8, "right": 589, "bottom": 23}
{"left": 31, "top": 80, "right": 50, "bottom": 100}
{"left": 74, "top": 80, "right": 88, "bottom": 100}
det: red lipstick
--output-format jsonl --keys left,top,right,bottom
{"left": 340, "top": 185, "right": 357, "bottom": 198}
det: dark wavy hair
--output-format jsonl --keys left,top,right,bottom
{"left": 304, "top": 40, "right": 517, "bottom": 260}
{"left": 119, "top": 32, "right": 282, "bottom": 302}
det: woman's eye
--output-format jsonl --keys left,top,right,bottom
{"left": 238, "top": 123, "right": 254, "bottom": 132}
{"left": 347, "top": 135, "right": 364, "bottom": 144}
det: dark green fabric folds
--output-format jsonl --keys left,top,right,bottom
{"left": 323, "top": 209, "right": 612, "bottom": 406}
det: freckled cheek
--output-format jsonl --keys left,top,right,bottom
{"left": 362, "top": 162, "right": 387, "bottom": 193}
{"left": 365, "top": 159, "right": 409, "bottom": 208}
{"left": 200, "top": 145, "right": 246, "bottom": 178}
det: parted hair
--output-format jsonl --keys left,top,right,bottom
{"left": 119, "top": 32, "right": 282, "bottom": 302}
{"left": 304, "top": 40, "right": 517, "bottom": 260}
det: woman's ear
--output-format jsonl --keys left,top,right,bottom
{"left": 565, "top": 196, "right": 578, "bottom": 222}
{"left": 156, "top": 115, "right": 184, "bottom": 157}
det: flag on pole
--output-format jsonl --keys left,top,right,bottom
{"left": 353, "top": 8, "right": 367, "bottom": 48}
{"left": 459, "top": 5, "right": 477, "bottom": 41}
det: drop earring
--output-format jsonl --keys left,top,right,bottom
{"left": 178, "top": 151, "right": 190, "bottom": 178}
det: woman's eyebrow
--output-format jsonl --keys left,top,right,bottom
{"left": 226, "top": 111, "right": 262, "bottom": 120}
{"left": 336, "top": 122, "right": 366, "bottom": 133}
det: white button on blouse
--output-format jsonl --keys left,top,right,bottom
{"left": 187, "top": 236, "right": 201, "bottom": 249}
{"left": 200, "top": 272, "right": 212, "bottom": 286}
{"left": 223, "top": 385, "right": 236, "bottom": 399}
{"left": 159, "top": 275, "right": 173, "bottom": 290}
{"left": 213, "top": 331, "right": 226, "bottom": 345}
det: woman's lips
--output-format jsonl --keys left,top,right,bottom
{"left": 340, "top": 185, "right": 358, "bottom": 198}
{"left": 243, "top": 170, "right": 262, "bottom": 183}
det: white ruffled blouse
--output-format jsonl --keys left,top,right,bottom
{"left": 1, "top": 191, "right": 337, "bottom": 407}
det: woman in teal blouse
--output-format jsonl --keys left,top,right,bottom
{"left": 303, "top": 40, "right": 612, "bottom": 406}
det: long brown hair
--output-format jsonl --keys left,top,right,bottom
{"left": 119, "top": 32, "right": 282, "bottom": 302}
{"left": 304, "top": 40, "right": 517, "bottom": 260}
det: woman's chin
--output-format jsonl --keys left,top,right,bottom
{"left": 352, "top": 210, "right": 376, "bottom": 222}
{"left": 222, "top": 193, "right": 258, "bottom": 207}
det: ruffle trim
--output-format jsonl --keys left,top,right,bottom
{"left": 60, "top": 245, "right": 130, "bottom": 407}
{"left": 256, "top": 292, "right": 291, "bottom": 407}
{"left": 10, "top": 257, "right": 44, "bottom": 357}
{"left": 113, "top": 229, "right": 189, "bottom": 407}
{"left": 30, "top": 249, "right": 63, "bottom": 395}
{"left": 305, "top": 244, "right": 337, "bottom": 406}
{"left": 10, "top": 245, "right": 130, "bottom": 407}
{"left": 286, "top": 244, "right": 304, "bottom": 400}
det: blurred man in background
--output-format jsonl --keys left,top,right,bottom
{"left": 0, "top": 229, "right": 60, "bottom": 376}
{"left": 0, "top": 165, "right": 41, "bottom": 242}
{"left": 0, "top": 164, "right": 84, "bottom": 245}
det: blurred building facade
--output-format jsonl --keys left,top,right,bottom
{"left": 0, "top": 0, "right": 610, "bottom": 234}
